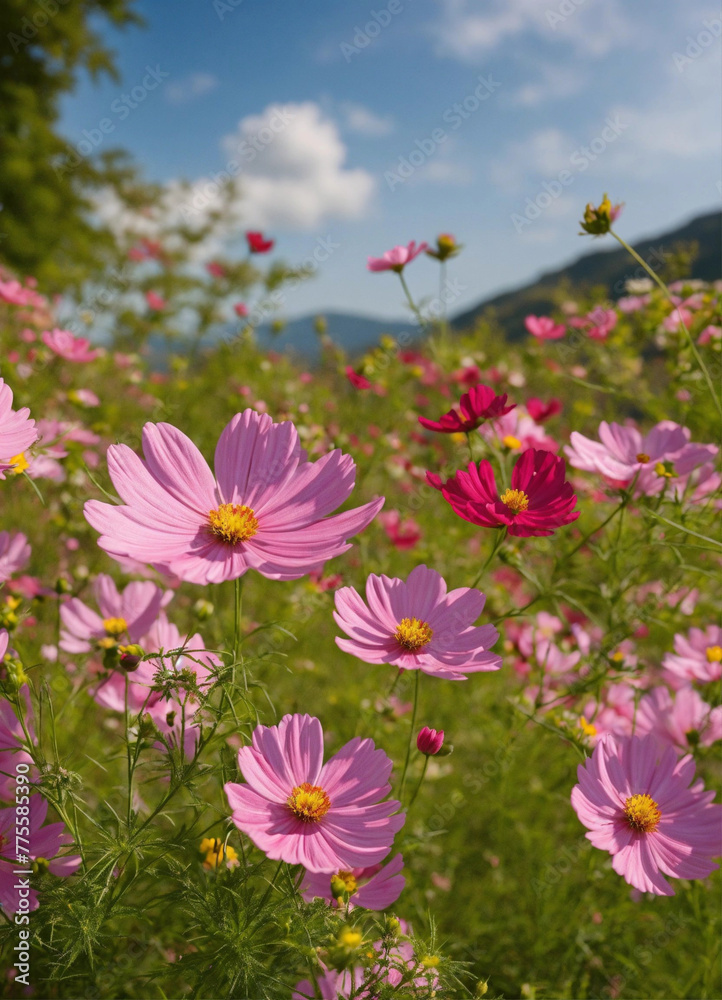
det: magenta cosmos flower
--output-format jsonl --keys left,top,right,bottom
{"left": 224, "top": 714, "right": 404, "bottom": 873}
{"left": 418, "top": 384, "right": 515, "bottom": 434}
{"left": 524, "top": 315, "right": 566, "bottom": 340}
{"left": 60, "top": 574, "right": 169, "bottom": 654}
{"left": 0, "top": 380, "right": 37, "bottom": 478}
{"left": 565, "top": 420, "right": 717, "bottom": 495}
{"left": 41, "top": 328, "right": 101, "bottom": 362}
{"left": 300, "top": 852, "right": 405, "bottom": 910}
{"left": 431, "top": 449, "right": 579, "bottom": 537}
{"left": 571, "top": 733, "right": 722, "bottom": 895}
{"left": 663, "top": 625, "right": 722, "bottom": 684}
{"left": 334, "top": 565, "right": 500, "bottom": 679}
{"left": 84, "top": 409, "right": 383, "bottom": 585}
{"left": 367, "top": 241, "right": 428, "bottom": 273}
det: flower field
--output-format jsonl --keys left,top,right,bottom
{"left": 0, "top": 208, "right": 720, "bottom": 999}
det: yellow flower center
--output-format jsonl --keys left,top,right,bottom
{"left": 200, "top": 837, "right": 238, "bottom": 870}
{"left": 333, "top": 870, "right": 358, "bottom": 894}
{"left": 287, "top": 783, "right": 331, "bottom": 823}
{"left": 103, "top": 617, "right": 128, "bottom": 637}
{"left": 578, "top": 716, "right": 597, "bottom": 738}
{"left": 395, "top": 617, "right": 433, "bottom": 652}
{"left": 500, "top": 488, "right": 529, "bottom": 512}
{"left": 339, "top": 929, "right": 363, "bottom": 948}
{"left": 636, "top": 452, "right": 650, "bottom": 463}
{"left": 8, "top": 453, "right": 29, "bottom": 475}
{"left": 706, "top": 645, "right": 722, "bottom": 663}
{"left": 624, "top": 793, "right": 661, "bottom": 833}
{"left": 208, "top": 503, "right": 259, "bottom": 544}
{"left": 654, "top": 461, "right": 676, "bottom": 479}
{"left": 502, "top": 435, "right": 522, "bottom": 450}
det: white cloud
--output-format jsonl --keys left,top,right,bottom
{"left": 341, "top": 102, "right": 395, "bottom": 137}
{"left": 489, "top": 127, "right": 574, "bottom": 191}
{"left": 509, "top": 64, "right": 587, "bottom": 107}
{"left": 220, "top": 102, "right": 376, "bottom": 229}
{"left": 165, "top": 73, "right": 219, "bottom": 105}
{"left": 430, "top": 0, "right": 632, "bottom": 61}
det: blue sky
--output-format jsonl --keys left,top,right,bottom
{"left": 60, "top": 0, "right": 721, "bottom": 320}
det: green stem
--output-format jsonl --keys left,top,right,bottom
{"left": 232, "top": 576, "right": 244, "bottom": 688}
{"left": 407, "top": 756, "right": 429, "bottom": 810}
{"left": 470, "top": 528, "right": 507, "bottom": 590}
{"left": 398, "top": 271, "right": 424, "bottom": 327}
{"left": 398, "top": 670, "right": 420, "bottom": 801}
{"left": 610, "top": 229, "right": 722, "bottom": 426}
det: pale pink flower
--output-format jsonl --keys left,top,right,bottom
{"left": 41, "top": 328, "right": 100, "bottom": 362}
{"left": 698, "top": 325, "right": 722, "bottom": 346}
{"left": 85, "top": 409, "right": 383, "bottom": 585}
{"left": 0, "top": 532, "right": 30, "bottom": 582}
{"left": 0, "top": 379, "right": 37, "bottom": 477}
{"left": 91, "top": 613, "right": 217, "bottom": 717}
{"left": 367, "top": 241, "right": 428, "bottom": 273}
{"left": 565, "top": 420, "right": 717, "bottom": 495}
{"left": 300, "top": 853, "right": 405, "bottom": 910}
{"left": 663, "top": 625, "right": 722, "bottom": 684}
{"left": 60, "top": 575, "right": 169, "bottom": 654}
{"left": 225, "top": 714, "right": 404, "bottom": 872}
{"left": 636, "top": 687, "right": 722, "bottom": 754}
{"left": 571, "top": 733, "right": 722, "bottom": 895}
{"left": 334, "top": 565, "right": 500, "bottom": 680}
{"left": 479, "top": 406, "right": 557, "bottom": 453}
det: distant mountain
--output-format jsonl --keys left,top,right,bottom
{"left": 255, "top": 311, "right": 417, "bottom": 359}
{"left": 452, "top": 210, "right": 721, "bottom": 340}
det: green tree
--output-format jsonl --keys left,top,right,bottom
{"left": 0, "top": 0, "right": 142, "bottom": 290}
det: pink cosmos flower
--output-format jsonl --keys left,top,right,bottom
{"left": 524, "top": 315, "right": 565, "bottom": 340}
{"left": 571, "top": 733, "right": 722, "bottom": 895}
{"left": 377, "top": 510, "right": 421, "bottom": 550}
{"left": 0, "top": 379, "right": 37, "bottom": 477}
{"left": 367, "top": 241, "right": 428, "bottom": 273}
{"left": 60, "top": 574, "right": 169, "bottom": 654}
{"left": 565, "top": 420, "right": 717, "bottom": 496}
{"left": 478, "top": 406, "right": 558, "bottom": 453}
{"left": 84, "top": 409, "right": 383, "bottom": 585}
{"left": 91, "top": 612, "right": 218, "bottom": 717}
{"left": 300, "top": 853, "right": 405, "bottom": 910}
{"left": 418, "top": 384, "right": 515, "bottom": 434}
{"left": 582, "top": 307, "right": 617, "bottom": 341}
{"left": 334, "top": 565, "right": 500, "bottom": 679}
{"left": 431, "top": 449, "right": 579, "bottom": 537}
{"left": 0, "top": 532, "right": 30, "bottom": 583}
{"left": 663, "top": 626, "right": 722, "bottom": 684}
{"left": 206, "top": 261, "right": 226, "bottom": 279}
{"left": 246, "top": 231, "right": 274, "bottom": 254}
{"left": 233, "top": 302, "right": 249, "bottom": 318}
{"left": 0, "top": 795, "right": 81, "bottom": 914}
{"left": 0, "top": 686, "right": 34, "bottom": 801}
{"left": 0, "top": 280, "right": 46, "bottom": 309}
{"left": 224, "top": 714, "right": 404, "bottom": 872}
{"left": 698, "top": 325, "right": 722, "bottom": 346}
{"left": 636, "top": 687, "right": 722, "bottom": 754}
{"left": 41, "top": 328, "right": 101, "bottom": 362}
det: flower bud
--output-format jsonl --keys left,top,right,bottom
{"left": 579, "top": 194, "right": 623, "bottom": 236}
{"left": 426, "top": 233, "right": 463, "bottom": 261}
{"left": 193, "top": 599, "right": 214, "bottom": 621}
{"left": 417, "top": 726, "right": 444, "bottom": 756}
{"left": 118, "top": 644, "right": 143, "bottom": 671}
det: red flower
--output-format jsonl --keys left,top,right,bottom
{"left": 430, "top": 449, "right": 579, "bottom": 537}
{"left": 417, "top": 727, "right": 445, "bottom": 755}
{"left": 345, "top": 366, "right": 372, "bottom": 390}
{"left": 246, "top": 231, "right": 274, "bottom": 254}
{"left": 526, "top": 397, "right": 562, "bottom": 423}
{"left": 418, "top": 384, "right": 515, "bottom": 434}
